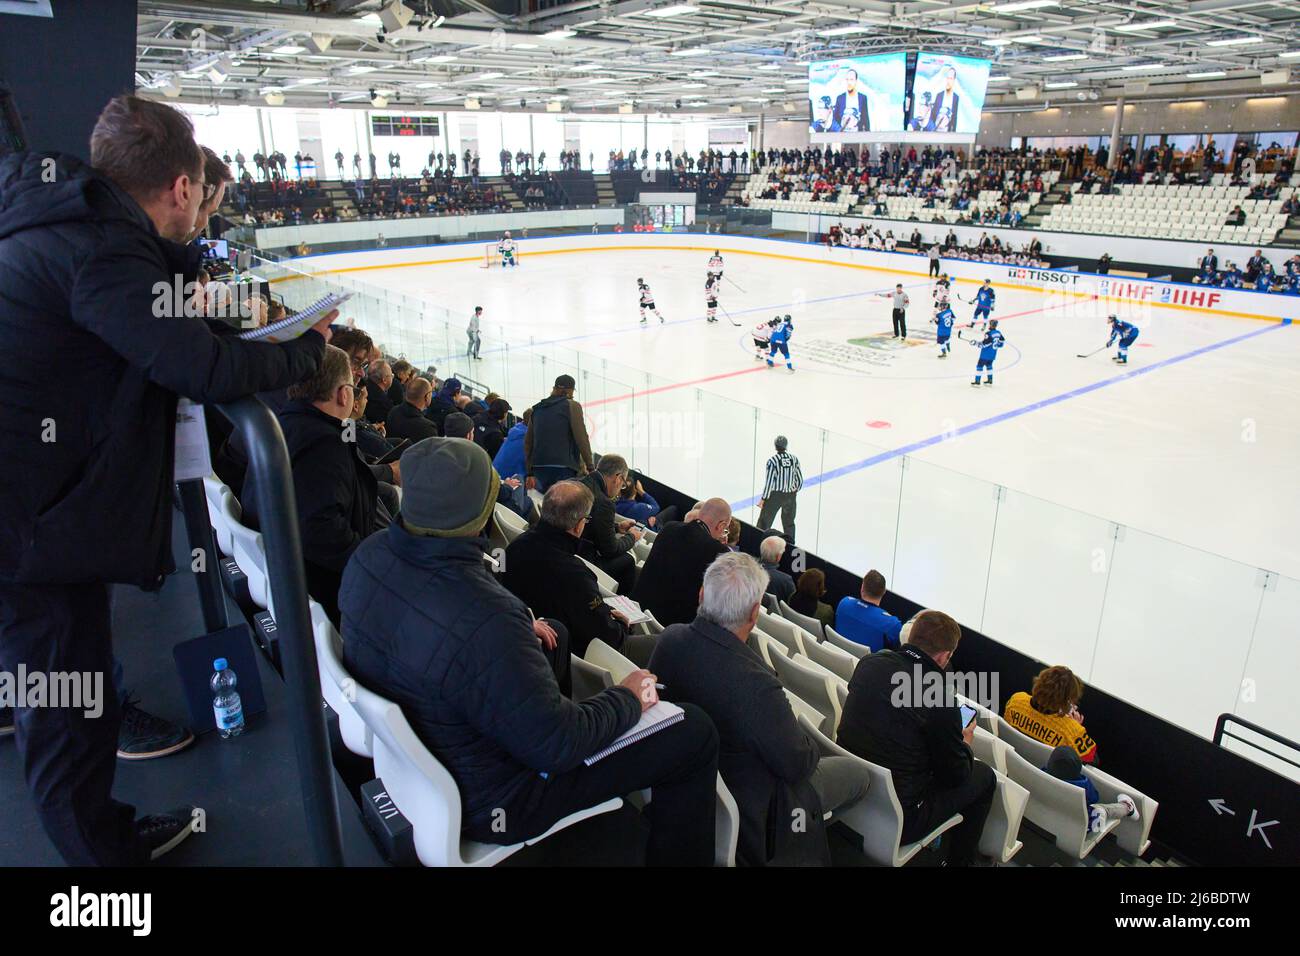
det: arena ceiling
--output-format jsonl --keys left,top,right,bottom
{"left": 134, "top": 0, "right": 1300, "bottom": 115}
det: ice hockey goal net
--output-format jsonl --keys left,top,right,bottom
{"left": 480, "top": 242, "right": 521, "bottom": 268}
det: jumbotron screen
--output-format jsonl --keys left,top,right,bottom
{"left": 807, "top": 53, "right": 906, "bottom": 134}
{"left": 905, "top": 53, "right": 991, "bottom": 134}
{"left": 807, "top": 51, "right": 992, "bottom": 138}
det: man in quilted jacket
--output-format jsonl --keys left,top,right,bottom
{"left": 339, "top": 437, "right": 720, "bottom": 865}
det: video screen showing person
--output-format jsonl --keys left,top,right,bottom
{"left": 907, "top": 53, "right": 990, "bottom": 134}
{"left": 808, "top": 53, "right": 905, "bottom": 134}
{"left": 199, "top": 238, "right": 229, "bottom": 260}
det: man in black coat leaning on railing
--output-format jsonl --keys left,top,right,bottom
{"left": 0, "top": 95, "right": 332, "bottom": 867}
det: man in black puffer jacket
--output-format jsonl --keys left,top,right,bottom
{"left": 0, "top": 96, "right": 331, "bottom": 866}
{"left": 340, "top": 438, "right": 720, "bottom": 865}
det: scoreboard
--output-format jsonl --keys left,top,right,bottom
{"left": 371, "top": 115, "right": 440, "bottom": 137}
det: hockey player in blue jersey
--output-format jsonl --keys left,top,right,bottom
{"left": 968, "top": 279, "right": 996, "bottom": 329}
{"left": 1106, "top": 315, "right": 1139, "bottom": 364}
{"left": 932, "top": 303, "right": 955, "bottom": 357}
{"left": 766, "top": 314, "right": 795, "bottom": 372}
{"left": 970, "top": 318, "right": 1005, "bottom": 386}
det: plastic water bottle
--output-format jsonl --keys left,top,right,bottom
{"left": 211, "top": 658, "right": 245, "bottom": 739}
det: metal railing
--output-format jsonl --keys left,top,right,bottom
{"left": 177, "top": 397, "right": 344, "bottom": 867}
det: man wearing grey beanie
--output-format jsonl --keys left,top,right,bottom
{"left": 339, "top": 438, "right": 721, "bottom": 864}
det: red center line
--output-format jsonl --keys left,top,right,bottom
{"left": 586, "top": 364, "right": 771, "bottom": 407}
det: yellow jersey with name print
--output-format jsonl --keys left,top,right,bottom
{"left": 1003, "top": 692, "right": 1097, "bottom": 763}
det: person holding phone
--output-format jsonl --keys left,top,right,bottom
{"left": 838, "top": 610, "right": 997, "bottom": 866}
{"left": 1003, "top": 666, "right": 1098, "bottom": 764}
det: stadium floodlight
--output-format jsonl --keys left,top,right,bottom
{"left": 643, "top": 3, "right": 697, "bottom": 18}
{"left": 543, "top": 29, "right": 577, "bottom": 40}
{"left": 208, "top": 57, "right": 233, "bottom": 84}
{"left": 348, "top": 65, "right": 378, "bottom": 74}
{"left": 378, "top": 1, "right": 415, "bottom": 33}
{"left": 670, "top": 47, "right": 711, "bottom": 56}
{"left": 306, "top": 34, "right": 333, "bottom": 54}
{"left": 1043, "top": 81, "right": 1078, "bottom": 89}
{"left": 1122, "top": 62, "right": 1166, "bottom": 70}
{"left": 1187, "top": 70, "right": 1226, "bottom": 79}
{"left": 988, "top": 75, "right": 1011, "bottom": 81}
{"left": 464, "top": 97, "right": 481, "bottom": 109}
{"left": 1113, "top": 19, "right": 1177, "bottom": 32}
{"left": 1043, "top": 53, "right": 1088, "bottom": 62}
{"left": 264, "top": 89, "right": 286, "bottom": 106}
{"left": 757, "top": 62, "right": 781, "bottom": 71}
{"left": 1206, "top": 36, "right": 1262, "bottom": 46}
{"left": 273, "top": 44, "right": 306, "bottom": 55}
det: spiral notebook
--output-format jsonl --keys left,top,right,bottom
{"left": 238, "top": 291, "right": 352, "bottom": 343}
{"left": 584, "top": 701, "right": 684, "bottom": 766}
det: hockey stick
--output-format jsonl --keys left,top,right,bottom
{"left": 724, "top": 274, "right": 747, "bottom": 294}
{"left": 1076, "top": 344, "right": 1109, "bottom": 358}
{"left": 719, "top": 303, "right": 742, "bottom": 327}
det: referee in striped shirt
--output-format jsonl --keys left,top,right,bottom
{"left": 757, "top": 435, "right": 803, "bottom": 542}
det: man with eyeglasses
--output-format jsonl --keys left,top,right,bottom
{"left": 504, "top": 481, "right": 659, "bottom": 665}
{"left": 0, "top": 95, "right": 333, "bottom": 866}
{"left": 577, "top": 454, "right": 643, "bottom": 598}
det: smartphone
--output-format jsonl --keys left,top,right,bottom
{"left": 959, "top": 705, "right": 978, "bottom": 729}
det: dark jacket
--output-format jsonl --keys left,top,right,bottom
{"left": 425, "top": 391, "right": 459, "bottom": 433}
{"left": 649, "top": 617, "right": 828, "bottom": 866}
{"left": 472, "top": 411, "right": 508, "bottom": 461}
{"left": 0, "top": 152, "right": 324, "bottom": 587}
{"left": 579, "top": 471, "right": 634, "bottom": 559}
{"left": 837, "top": 644, "right": 974, "bottom": 811}
{"left": 632, "top": 519, "right": 728, "bottom": 626}
{"left": 339, "top": 525, "right": 641, "bottom": 830}
{"left": 502, "top": 523, "right": 628, "bottom": 655}
{"left": 364, "top": 378, "right": 393, "bottom": 424}
{"left": 242, "top": 400, "right": 378, "bottom": 618}
{"left": 386, "top": 401, "right": 439, "bottom": 444}
{"left": 525, "top": 393, "right": 593, "bottom": 475}
{"left": 762, "top": 562, "right": 796, "bottom": 604}
{"left": 386, "top": 378, "right": 408, "bottom": 409}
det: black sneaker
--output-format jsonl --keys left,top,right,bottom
{"left": 0, "top": 706, "right": 13, "bottom": 737}
{"left": 138, "top": 805, "right": 199, "bottom": 861}
{"left": 117, "top": 697, "right": 195, "bottom": 761}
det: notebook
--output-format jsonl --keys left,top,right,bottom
{"left": 238, "top": 291, "right": 353, "bottom": 343}
{"left": 584, "top": 701, "right": 684, "bottom": 766}
{"left": 603, "top": 594, "right": 651, "bottom": 626}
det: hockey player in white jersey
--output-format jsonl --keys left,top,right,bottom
{"left": 704, "top": 275, "right": 720, "bottom": 323}
{"left": 638, "top": 278, "right": 664, "bottom": 324}
{"left": 707, "top": 250, "right": 724, "bottom": 280}
{"left": 751, "top": 316, "right": 775, "bottom": 359}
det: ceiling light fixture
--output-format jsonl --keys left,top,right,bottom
{"left": 543, "top": 29, "right": 577, "bottom": 40}
{"left": 1206, "top": 36, "right": 1262, "bottom": 46}
{"left": 1113, "top": 19, "right": 1177, "bottom": 32}
{"left": 1043, "top": 53, "right": 1088, "bottom": 62}
{"left": 1187, "top": 70, "right": 1226, "bottom": 79}
{"left": 643, "top": 3, "right": 697, "bottom": 17}
{"left": 989, "top": 1, "right": 1057, "bottom": 12}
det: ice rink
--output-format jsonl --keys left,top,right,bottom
{"left": 297, "top": 237, "right": 1300, "bottom": 746}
